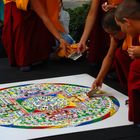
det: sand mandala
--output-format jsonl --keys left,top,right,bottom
{"left": 0, "top": 83, "right": 120, "bottom": 129}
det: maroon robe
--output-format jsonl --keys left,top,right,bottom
{"left": 2, "top": 2, "right": 54, "bottom": 67}
{"left": 128, "top": 59, "right": 140, "bottom": 123}
{"left": 114, "top": 48, "right": 132, "bottom": 89}
{"left": 114, "top": 36, "right": 140, "bottom": 123}
{"left": 87, "top": 0, "right": 110, "bottom": 64}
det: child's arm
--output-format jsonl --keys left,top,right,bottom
{"left": 92, "top": 36, "right": 118, "bottom": 89}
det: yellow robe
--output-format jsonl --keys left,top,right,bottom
{"left": 122, "top": 35, "right": 140, "bottom": 50}
{"left": 122, "top": 35, "right": 132, "bottom": 50}
{"left": 39, "top": 0, "right": 65, "bottom": 33}
{"left": 3, "top": 0, "right": 29, "bottom": 11}
{"left": 3, "top": 0, "right": 64, "bottom": 32}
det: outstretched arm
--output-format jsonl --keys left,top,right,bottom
{"left": 92, "top": 36, "right": 118, "bottom": 89}
{"left": 30, "top": 0, "right": 69, "bottom": 49}
{"left": 78, "top": 0, "right": 100, "bottom": 53}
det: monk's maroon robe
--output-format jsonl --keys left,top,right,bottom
{"left": 114, "top": 36, "right": 140, "bottom": 123}
{"left": 2, "top": 2, "right": 54, "bottom": 67}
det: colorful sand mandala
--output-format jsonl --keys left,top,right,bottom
{"left": 0, "top": 83, "right": 120, "bottom": 129}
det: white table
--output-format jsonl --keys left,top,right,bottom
{"left": 0, "top": 74, "right": 132, "bottom": 140}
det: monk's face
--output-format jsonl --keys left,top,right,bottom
{"left": 115, "top": 19, "right": 128, "bottom": 33}
{"left": 104, "top": 28, "right": 125, "bottom": 40}
{"left": 115, "top": 18, "right": 137, "bottom": 37}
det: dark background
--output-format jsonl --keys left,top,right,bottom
{"left": 0, "top": 57, "right": 140, "bottom": 140}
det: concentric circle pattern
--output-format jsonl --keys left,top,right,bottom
{"left": 0, "top": 83, "right": 120, "bottom": 128}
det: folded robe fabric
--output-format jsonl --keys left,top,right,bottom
{"left": 3, "top": 0, "right": 29, "bottom": 11}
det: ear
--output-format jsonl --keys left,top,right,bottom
{"left": 123, "top": 18, "right": 132, "bottom": 26}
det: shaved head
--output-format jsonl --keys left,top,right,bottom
{"left": 102, "top": 9, "right": 120, "bottom": 32}
{"left": 115, "top": 0, "right": 140, "bottom": 23}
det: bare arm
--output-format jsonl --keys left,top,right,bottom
{"left": 78, "top": 0, "right": 100, "bottom": 52}
{"left": 92, "top": 36, "right": 118, "bottom": 89}
{"left": 30, "top": 0, "right": 65, "bottom": 42}
{"left": 30, "top": 0, "right": 70, "bottom": 52}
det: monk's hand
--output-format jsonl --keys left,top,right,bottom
{"left": 59, "top": 38, "right": 70, "bottom": 56}
{"left": 77, "top": 41, "right": 87, "bottom": 53}
{"left": 91, "top": 79, "right": 102, "bottom": 90}
{"left": 86, "top": 79, "right": 102, "bottom": 97}
{"left": 102, "top": 2, "right": 117, "bottom": 12}
{"left": 127, "top": 46, "right": 140, "bottom": 59}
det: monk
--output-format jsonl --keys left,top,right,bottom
{"left": 91, "top": 9, "right": 126, "bottom": 90}
{"left": 78, "top": 0, "right": 123, "bottom": 65}
{"left": 115, "top": 0, "right": 140, "bottom": 126}
{"left": 2, "top": 0, "right": 70, "bottom": 71}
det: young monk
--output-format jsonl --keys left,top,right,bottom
{"left": 2, "top": 0, "right": 70, "bottom": 71}
{"left": 115, "top": 0, "right": 140, "bottom": 126}
{"left": 90, "top": 9, "right": 126, "bottom": 90}
{"left": 78, "top": 0, "right": 123, "bottom": 65}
